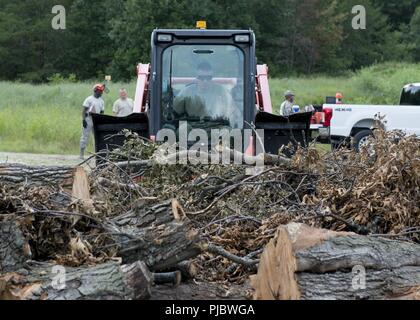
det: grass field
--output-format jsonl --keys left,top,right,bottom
{"left": 0, "top": 62, "right": 419, "bottom": 155}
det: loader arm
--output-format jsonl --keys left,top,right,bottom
{"left": 255, "top": 64, "right": 273, "bottom": 113}
{"left": 134, "top": 63, "right": 151, "bottom": 113}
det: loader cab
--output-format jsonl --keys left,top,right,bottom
{"left": 148, "top": 29, "right": 257, "bottom": 138}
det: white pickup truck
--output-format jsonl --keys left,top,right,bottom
{"left": 321, "top": 83, "right": 420, "bottom": 150}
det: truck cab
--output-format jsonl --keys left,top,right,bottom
{"left": 400, "top": 83, "right": 420, "bottom": 106}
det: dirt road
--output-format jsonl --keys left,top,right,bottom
{"left": 0, "top": 152, "right": 82, "bottom": 166}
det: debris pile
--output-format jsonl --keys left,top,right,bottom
{"left": 0, "top": 129, "right": 419, "bottom": 300}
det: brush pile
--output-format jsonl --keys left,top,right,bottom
{"left": 0, "top": 129, "right": 419, "bottom": 300}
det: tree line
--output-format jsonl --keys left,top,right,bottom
{"left": 0, "top": 0, "right": 419, "bottom": 82}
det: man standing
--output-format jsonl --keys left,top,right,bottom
{"left": 112, "top": 88, "right": 134, "bottom": 117}
{"left": 280, "top": 90, "right": 295, "bottom": 117}
{"left": 80, "top": 84, "right": 105, "bottom": 159}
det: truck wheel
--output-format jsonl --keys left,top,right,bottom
{"left": 352, "top": 130, "right": 373, "bottom": 152}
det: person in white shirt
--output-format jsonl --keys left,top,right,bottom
{"left": 280, "top": 90, "right": 295, "bottom": 117}
{"left": 80, "top": 84, "right": 105, "bottom": 159}
{"left": 112, "top": 88, "right": 134, "bottom": 117}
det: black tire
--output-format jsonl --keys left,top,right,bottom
{"left": 352, "top": 129, "right": 373, "bottom": 152}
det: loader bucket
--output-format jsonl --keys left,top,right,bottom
{"left": 254, "top": 111, "right": 312, "bottom": 155}
{"left": 92, "top": 113, "right": 149, "bottom": 158}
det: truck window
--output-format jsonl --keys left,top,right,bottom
{"left": 400, "top": 85, "right": 420, "bottom": 106}
{"left": 161, "top": 45, "right": 245, "bottom": 131}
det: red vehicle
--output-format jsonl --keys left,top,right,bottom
{"left": 309, "top": 95, "right": 338, "bottom": 144}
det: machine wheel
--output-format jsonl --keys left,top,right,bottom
{"left": 352, "top": 129, "right": 373, "bottom": 152}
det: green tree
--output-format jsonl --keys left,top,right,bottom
{"left": 251, "top": 0, "right": 345, "bottom": 75}
{"left": 335, "top": 0, "right": 403, "bottom": 70}
{"left": 372, "top": 0, "right": 420, "bottom": 29}
{"left": 108, "top": 0, "right": 257, "bottom": 80}
{"left": 0, "top": 0, "right": 74, "bottom": 82}
{"left": 63, "top": 0, "right": 122, "bottom": 80}
{"left": 410, "top": 7, "right": 420, "bottom": 62}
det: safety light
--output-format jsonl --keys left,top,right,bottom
{"left": 235, "top": 35, "right": 250, "bottom": 43}
{"left": 157, "top": 34, "right": 173, "bottom": 42}
{"left": 196, "top": 21, "right": 207, "bottom": 29}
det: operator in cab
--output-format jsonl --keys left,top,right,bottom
{"left": 173, "top": 62, "right": 241, "bottom": 128}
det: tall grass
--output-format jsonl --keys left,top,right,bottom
{"left": 0, "top": 82, "right": 136, "bottom": 154}
{"left": 271, "top": 62, "right": 420, "bottom": 108}
{"left": 0, "top": 62, "right": 419, "bottom": 154}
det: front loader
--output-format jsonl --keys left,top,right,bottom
{"left": 92, "top": 27, "right": 312, "bottom": 158}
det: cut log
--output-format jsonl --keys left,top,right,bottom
{"left": 72, "top": 166, "right": 91, "bottom": 201}
{"left": 153, "top": 271, "right": 182, "bottom": 285}
{"left": 0, "top": 164, "right": 91, "bottom": 202}
{"left": 105, "top": 220, "right": 202, "bottom": 271}
{"left": 176, "top": 260, "right": 198, "bottom": 280}
{"left": 251, "top": 223, "right": 420, "bottom": 300}
{"left": 0, "top": 217, "right": 31, "bottom": 273}
{"left": 0, "top": 260, "right": 152, "bottom": 300}
{"left": 0, "top": 164, "right": 76, "bottom": 187}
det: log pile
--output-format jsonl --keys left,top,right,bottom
{"left": 0, "top": 128, "right": 419, "bottom": 300}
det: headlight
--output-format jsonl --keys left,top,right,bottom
{"left": 157, "top": 34, "right": 173, "bottom": 42}
{"left": 234, "top": 35, "right": 250, "bottom": 43}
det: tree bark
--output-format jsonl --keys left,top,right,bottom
{"left": 0, "top": 164, "right": 75, "bottom": 186}
{"left": 0, "top": 261, "right": 152, "bottom": 300}
{"left": 106, "top": 220, "right": 202, "bottom": 271}
{"left": 251, "top": 223, "right": 420, "bottom": 300}
{"left": 0, "top": 217, "right": 32, "bottom": 273}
